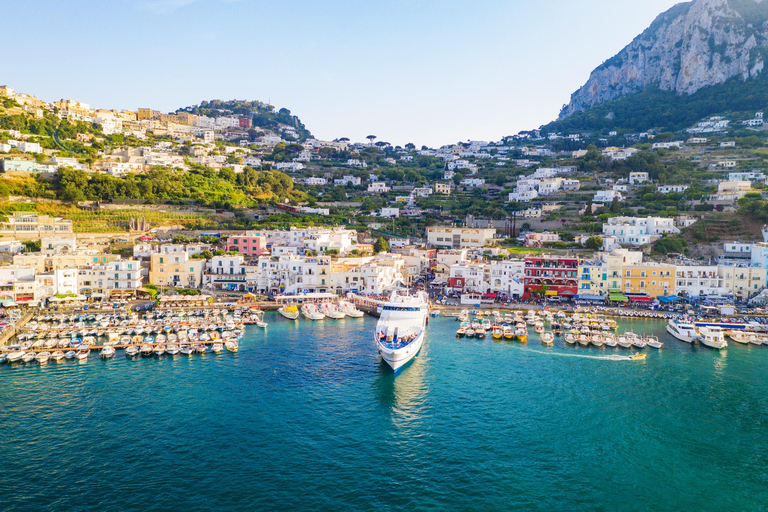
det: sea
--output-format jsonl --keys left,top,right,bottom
{"left": 2, "top": 313, "right": 768, "bottom": 511}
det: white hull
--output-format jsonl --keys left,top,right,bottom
{"left": 700, "top": 338, "right": 728, "bottom": 350}
{"left": 278, "top": 309, "right": 299, "bottom": 320}
{"left": 667, "top": 323, "right": 696, "bottom": 343}
{"left": 378, "top": 331, "right": 424, "bottom": 372}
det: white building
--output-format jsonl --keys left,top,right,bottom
{"left": 629, "top": 172, "right": 650, "bottom": 185}
{"left": 602, "top": 216, "right": 680, "bottom": 246}
{"left": 657, "top": 185, "right": 689, "bottom": 194}
{"left": 489, "top": 260, "right": 525, "bottom": 298}
{"left": 593, "top": 190, "right": 623, "bottom": 203}
{"left": 367, "top": 182, "right": 391, "bottom": 193}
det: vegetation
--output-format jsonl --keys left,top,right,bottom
{"left": 652, "top": 235, "right": 688, "bottom": 255}
{"left": 373, "top": 236, "right": 389, "bottom": 254}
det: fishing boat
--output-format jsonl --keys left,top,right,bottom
{"left": 51, "top": 350, "right": 65, "bottom": 361}
{"left": 666, "top": 319, "right": 698, "bottom": 343}
{"left": 503, "top": 325, "right": 514, "bottom": 340}
{"left": 278, "top": 304, "right": 300, "bottom": 320}
{"left": 645, "top": 336, "right": 663, "bottom": 349}
{"left": 6, "top": 350, "right": 25, "bottom": 363}
{"left": 75, "top": 349, "right": 89, "bottom": 361}
{"left": 100, "top": 346, "right": 116, "bottom": 358}
{"left": 697, "top": 326, "right": 728, "bottom": 350}
{"left": 541, "top": 332, "right": 554, "bottom": 346}
{"left": 374, "top": 290, "right": 429, "bottom": 372}
{"left": 491, "top": 324, "right": 503, "bottom": 339}
{"left": 36, "top": 351, "right": 51, "bottom": 364}
{"left": 515, "top": 323, "right": 528, "bottom": 343}
{"left": 301, "top": 303, "right": 325, "bottom": 321}
{"left": 166, "top": 344, "right": 180, "bottom": 356}
{"left": 211, "top": 342, "right": 224, "bottom": 353}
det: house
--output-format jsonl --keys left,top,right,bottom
{"left": 434, "top": 183, "right": 452, "bottom": 195}
{"left": 593, "top": 190, "right": 623, "bottom": 203}
{"left": 629, "top": 172, "right": 649, "bottom": 185}
{"left": 524, "top": 232, "right": 560, "bottom": 248}
{"left": 651, "top": 141, "right": 684, "bottom": 150}
{"left": 0, "top": 159, "right": 57, "bottom": 174}
{"left": 523, "top": 256, "right": 578, "bottom": 299}
{"left": 380, "top": 207, "right": 400, "bottom": 218}
{"left": 602, "top": 216, "right": 680, "bottom": 246}
{"left": 714, "top": 180, "right": 751, "bottom": 202}
{"left": 657, "top": 185, "right": 689, "bottom": 194}
{"left": 334, "top": 175, "right": 361, "bottom": 187}
{"left": 427, "top": 227, "right": 496, "bottom": 249}
{"left": 367, "top": 182, "right": 390, "bottom": 193}
{"left": 509, "top": 189, "right": 539, "bottom": 202}
{"left": 225, "top": 235, "right": 268, "bottom": 257}
{"left": 149, "top": 252, "right": 206, "bottom": 289}
{"left": 460, "top": 178, "right": 485, "bottom": 188}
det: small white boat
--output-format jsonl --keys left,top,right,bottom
{"left": 64, "top": 350, "right": 76, "bottom": 359}
{"left": 51, "top": 350, "right": 65, "bottom": 361}
{"left": 320, "top": 303, "right": 345, "bottom": 319}
{"left": 165, "top": 344, "right": 180, "bottom": 356}
{"left": 211, "top": 342, "right": 224, "bottom": 353}
{"left": 36, "top": 351, "right": 51, "bottom": 364}
{"left": 224, "top": 340, "right": 238, "bottom": 352}
{"left": 75, "top": 349, "right": 89, "bottom": 361}
{"left": 153, "top": 344, "right": 166, "bottom": 356}
{"left": 6, "top": 350, "right": 25, "bottom": 363}
{"left": 125, "top": 345, "right": 140, "bottom": 357}
{"left": 100, "top": 346, "right": 116, "bottom": 358}
{"left": 645, "top": 336, "right": 663, "bottom": 349}
{"left": 339, "top": 300, "right": 364, "bottom": 318}
{"left": 541, "top": 332, "right": 554, "bottom": 346}
{"left": 140, "top": 344, "right": 153, "bottom": 356}
{"left": 301, "top": 304, "right": 325, "bottom": 321}
{"left": 697, "top": 326, "right": 727, "bottom": 350}
{"left": 180, "top": 345, "right": 194, "bottom": 355}
{"left": 22, "top": 352, "right": 36, "bottom": 363}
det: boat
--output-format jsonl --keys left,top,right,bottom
{"left": 629, "top": 353, "right": 647, "bottom": 361}
{"left": 491, "top": 324, "right": 503, "bottom": 339}
{"left": 22, "top": 352, "right": 36, "bottom": 363}
{"left": 51, "top": 350, "right": 65, "bottom": 361}
{"left": 541, "top": 332, "right": 554, "bottom": 346}
{"left": 100, "top": 346, "right": 116, "bottom": 358}
{"left": 564, "top": 332, "right": 576, "bottom": 345}
{"left": 339, "top": 300, "right": 365, "bottom": 318}
{"left": 165, "top": 344, "right": 180, "bottom": 356}
{"left": 64, "top": 350, "right": 76, "bottom": 359}
{"left": 140, "top": 344, "right": 153, "bottom": 356}
{"left": 301, "top": 303, "right": 325, "bottom": 321}
{"left": 645, "top": 336, "right": 663, "bottom": 349}
{"left": 224, "top": 340, "right": 238, "bottom": 352}
{"left": 534, "top": 321, "right": 545, "bottom": 334}
{"left": 475, "top": 327, "right": 486, "bottom": 339}
{"left": 456, "top": 322, "right": 468, "bottom": 338}
{"left": 180, "top": 345, "right": 194, "bottom": 355}
{"left": 153, "top": 344, "right": 166, "bottom": 356}
{"left": 278, "top": 304, "right": 300, "bottom": 320}
{"left": 666, "top": 319, "right": 698, "bottom": 343}
{"left": 503, "top": 325, "right": 514, "bottom": 340}
{"left": 6, "top": 350, "right": 25, "bottom": 363}
{"left": 125, "top": 345, "right": 140, "bottom": 357}
{"left": 320, "top": 303, "right": 345, "bottom": 319}
{"left": 515, "top": 323, "right": 528, "bottom": 343}
{"left": 375, "top": 290, "right": 429, "bottom": 372}
{"left": 36, "top": 351, "right": 51, "bottom": 364}
{"left": 697, "top": 326, "right": 728, "bottom": 350}
{"left": 75, "top": 349, "right": 89, "bottom": 361}
{"left": 211, "top": 342, "right": 224, "bottom": 353}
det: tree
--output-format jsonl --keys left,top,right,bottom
{"left": 610, "top": 197, "right": 621, "bottom": 213}
{"left": 366, "top": 135, "right": 377, "bottom": 146}
{"left": 373, "top": 236, "right": 389, "bottom": 254}
{"left": 585, "top": 236, "right": 604, "bottom": 250}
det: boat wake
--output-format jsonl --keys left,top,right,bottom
{"left": 527, "top": 350, "right": 635, "bottom": 362}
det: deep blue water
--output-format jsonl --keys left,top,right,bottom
{"left": 2, "top": 314, "right": 768, "bottom": 511}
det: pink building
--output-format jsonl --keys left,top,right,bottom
{"left": 226, "top": 235, "right": 268, "bottom": 256}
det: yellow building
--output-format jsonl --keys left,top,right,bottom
{"left": 621, "top": 264, "right": 676, "bottom": 298}
{"left": 149, "top": 252, "right": 206, "bottom": 289}
{"left": 434, "top": 183, "right": 452, "bottom": 195}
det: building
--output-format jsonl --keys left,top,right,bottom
{"left": 434, "top": 183, "right": 452, "bottom": 195}
{"left": 489, "top": 261, "right": 525, "bottom": 298}
{"left": 204, "top": 255, "right": 248, "bottom": 292}
{"left": 593, "top": 190, "right": 623, "bottom": 203}
{"left": 0, "top": 213, "right": 73, "bottom": 238}
{"left": 427, "top": 227, "right": 496, "bottom": 249}
{"left": 523, "top": 256, "right": 578, "bottom": 299}
{"left": 225, "top": 235, "right": 268, "bottom": 257}
{"left": 524, "top": 232, "right": 560, "bottom": 248}
{"left": 367, "top": 182, "right": 390, "bottom": 193}
{"left": 629, "top": 172, "right": 650, "bottom": 185}
{"left": 714, "top": 180, "right": 751, "bottom": 202}
{"left": 149, "top": 252, "right": 206, "bottom": 289}
{"left": 602, "top": 216, "right": 680, "bottom": 246}
{"left": 621, "top": 264, "right": 675, "bottom": 299}
{"left": 657, "top": 185, "right": 689, "bottom": 194}
{"left": 1, "top": 159, "right": 57, "bottom": 174}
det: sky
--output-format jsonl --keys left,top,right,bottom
{"left": 3, "top": 0, "right": 683, "bottom": 147}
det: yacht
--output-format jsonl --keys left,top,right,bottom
{"left": 375, "top": 290, "right": 429, "bottom": 373}
{"left": 667, "top": 319, "right": 698, "bottom": 343}
{"left": 697, "top": 326, "right": 728, "bottom": 350}
{"left": 301, "top": 303, "right": 325, "bottom": 321}
{"left": 278, "top": 304, "right": 300, "bottom": 320}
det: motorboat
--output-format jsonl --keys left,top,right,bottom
{"left": 51, "top": 350, "right": 65, "bottom": 361}
{"left": 320, "top": 303, "right": 345, "bottom": 319}
{"left": 153, "top": 344, "right": 166, "bottom": 356}
{"left": 100, "top": 346, "right": 116, "bottom": 358}
{"left": 140, "top": 344, "right": 154, "bottom": 356}
{"left": 165, "top": 344, "right": 180, "bottom": 356}
{"left": 22, "top": 352, "right": 36, "bottom": 363}
{"left": 491, "top": 324, "right": 503, "bottom": 339}
{"left": 475, "top": 327, "right": 486, "bottom": 339}
{"left": 125, "top": 345, "right": 140, "bottom": 357}
{"left": 75, "top": 349, "right": 89, "bottom": 361}
{"left": 503, "top": 325, "right": 514, "bottom": 340}
{"left": 36, "top": 351, "right": 51, "bottom": 364}
{"left": 666, "top": 319, "right": 697, "bottom": 343}
{"left": 224, "top": 340, "right": 238, "bottom": 352}
{"left": 64, "top": 350, "right": 76, "bottom": 359}
{"left": 211, "top": 342, "right": 224, "bottom": 353}
{"left": 515, "top": 324, "right": 528, "bottom": 343}
{"left": 697, "top": 326, "right": 727, "bottom": 349}
{"left": 278, "top": 304, "right": 300, "bottom": 320}
{"left": 180, "top": 345, "right": 194, "bottom": 355}
{"left": 629, "top": 353, "right": 647, "bottom": 361}
{"left": 645, "top": 336, "right": 663, "bottom": 349}
{"left": 375, "top": 290, "right": 428, "bottom": 373}
{"left": 339, "top": 300, "right": 365, "bottom": 318}
{"left": 301, "top": 303, "right": 325, "bottom": 321}
{"left": 541, "top": 332, "right": 554, "bottom": 346}
{"left": 6, "top": 350, "right": 25, "bottom": 363}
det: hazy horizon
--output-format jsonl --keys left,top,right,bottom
{"left": 4, "top": 0, "right": 682, "bottom": 146}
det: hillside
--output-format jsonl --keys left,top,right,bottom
{"left": 177, "top": 99, "right": 312, "bottom": 141}
{"left": 555, "top": 0, "right": 768, "bottom": 129}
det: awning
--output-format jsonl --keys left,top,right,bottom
{"left": 609, "top": 295, "right": 629, "bottom": 302}
{"left": 545, "top": 291, "right": 558, "bottom": 296}
{"left": 630, "top": 296, "right": 653, "bottom": 302}
{"left": 576, "top": 294, "right": 606, "bottom": 301}
{"left": 657, "top": 296, "right": 682, "bottom": 303}
{"left": 482, "top": 293, "right": 498, "bottom": 299}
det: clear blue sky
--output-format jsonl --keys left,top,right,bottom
{"left": 4, "top": 0, "right": 682, "bottom": 147}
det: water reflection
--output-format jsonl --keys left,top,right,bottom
{"left": 373, "top": 342, "right": 430, "bottom": 428}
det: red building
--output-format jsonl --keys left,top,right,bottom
{"left": 523, "top": 256, "right": 578, "bottom": 299}
{"left": 238, "top": 116, "right": 251, "bottom": 129}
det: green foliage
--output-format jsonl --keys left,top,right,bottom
{"left": 373, "top": 236, "right": 389, "bottom": 254}
{"left": 585, "top": 236, "right": 603, "bottom": 250}
{"left": 23, "top": 240, "right": 41, "bottom": 253}
{"left": 652, "top": 235, "right": 688, "bottom": 255}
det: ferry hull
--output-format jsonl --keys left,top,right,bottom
{"left": 378, "top": 332, "right": 424, "bottom": 373}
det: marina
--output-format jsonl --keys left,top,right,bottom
{"left": 1, "top": 311, "right": 768, "bottom": 510}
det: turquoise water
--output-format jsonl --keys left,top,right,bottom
{"left": 2, "top": 314, "right": 768, "bottom": 511}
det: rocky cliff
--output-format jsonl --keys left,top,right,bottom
{"left": 560, "top": 0, "right": 768, "bottom": 119}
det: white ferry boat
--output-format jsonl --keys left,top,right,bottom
{"left": 697, "top": 326, "right": 728, "bottom": 350}
{"left": 666, "top": 319, "right": 698, "bottom": 343}
{"left": 375, "top": 290, "right": 429, "bottom": 373}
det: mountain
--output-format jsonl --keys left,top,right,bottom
{"left": 559, "top": 0, "right": 768, "bottom": 120}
